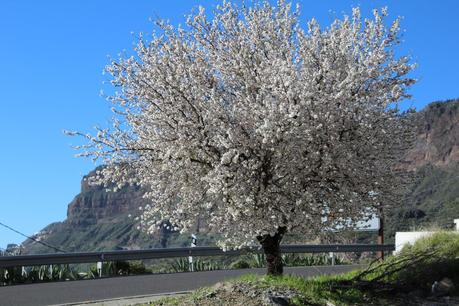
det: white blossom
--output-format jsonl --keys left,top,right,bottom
{"left": 70, "top": 1, "right": 415, "bottom": 250}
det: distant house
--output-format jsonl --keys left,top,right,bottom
{"left": 4, "top": 244, "right": 22, "bottom": 256}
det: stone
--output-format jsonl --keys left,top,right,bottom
{"left": 437, "top": 278, "right": 454, "bottom": 295}
{"left": 432, "top": 277, "right": 454, "bottom": 297}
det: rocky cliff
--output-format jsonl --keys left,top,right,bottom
{"left": 66, "top": 168, "right": 149, "bottom": 226}
{"left": 405, "top": 99, "right": 459, "bottom": 169}
{"left": 22, "top": 167, "right": 215, "bottom": 254}
{"left": 22, "top": 169, "right": 183, "bottom": 254}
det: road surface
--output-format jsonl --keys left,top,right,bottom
{"left": 0, "top": 265, "right": 361, "bottom": 306}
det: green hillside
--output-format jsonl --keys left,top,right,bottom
{"left": 387, "top": 162, "right": 459, "bottom": 236}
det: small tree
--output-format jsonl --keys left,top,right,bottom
{"left": 70, "top": 1, "right": 415, "bottom": 275}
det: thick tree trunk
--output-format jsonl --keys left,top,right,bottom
{"left": 257, "top": 227, "right": 286, "bottom": 276}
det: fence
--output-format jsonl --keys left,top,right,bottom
{"left": 0, "top": 244, "right": 394, "bottom": 269}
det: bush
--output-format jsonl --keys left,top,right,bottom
{"left": 109, "top": 260, "right": 148, "bottom": 275}
{"left": 0, "top": 267, "right": 25, "bottom": 285}
{"left": 230, "top": 259, "right": 251, "bottom": 269}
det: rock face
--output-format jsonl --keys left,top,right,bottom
{"left": 66, "top": 168, "right": 149, "bottom": 226}
{"left": 405, "top": 100, "right": 459, "bottom": 169}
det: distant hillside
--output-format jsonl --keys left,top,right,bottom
{"left": 386, "top": 99, "right": 459, "bottom": 236}
{"left": 23, "top": 99, "right": 459, "bottom": 254}
{"left": 387, "top": 164, "right": 459, "bottom": 233}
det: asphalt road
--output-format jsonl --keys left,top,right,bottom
{"left": 0, "top": 265, "right": 362, "bottom": 306}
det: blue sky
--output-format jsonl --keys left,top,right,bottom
{"left": 1, "top": 0, "right": 458, "bottom": 249}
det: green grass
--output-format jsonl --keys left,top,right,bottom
{"left": 147, "top": 288, "right": 215, "bottom": 306}
{"left": 234, "top": 272, "right": 368, "bottom": 305}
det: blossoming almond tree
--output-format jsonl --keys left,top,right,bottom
{"left": 69, "top": 1, "right": 416, "bottom": 275}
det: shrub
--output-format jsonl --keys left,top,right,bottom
{"left": 109, "top": 260, "right": 148, "bottom": 275}
{"left": 230, "top": 259, "right": 251, "bottom": 269}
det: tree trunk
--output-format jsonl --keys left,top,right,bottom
{"left": 257, "top": 227, "right": 286, "bottom": 276}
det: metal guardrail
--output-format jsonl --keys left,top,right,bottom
{"left": 0, "top": 244, "right": 394, "bottom": 268}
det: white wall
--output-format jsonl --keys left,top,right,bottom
{"left": 395, "top": 226, "right": 459, "bottom": 254}
{"left": 394, "top": 231, "right": 435, "bottom": 254}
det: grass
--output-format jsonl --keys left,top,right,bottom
{"left": 146, "top": 271, "right": 373, "bottom": 305}
{"left": 235, "top": 272, "right": 369, "bottom": 305}
{"left": 153, "top": 288, "right": 215, "bottom": 306}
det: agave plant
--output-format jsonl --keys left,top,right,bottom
{"left": 28, "top": 265, "right": 79, "bottom": 282}
{"left": 171, "top": 258, "right": 191, "bottom": 272}
{"left": 250, "top": 254, "right": 267, "bottom": 268}
{"left": 170, "top": 258, "right": 226, "bottom": 273}
{"left": 1, "top": 267, "right": 26, "bottom": 286}
{"left": 281, "top": 253, "right": 345, "bottom": 267}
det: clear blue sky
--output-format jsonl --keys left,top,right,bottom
{"left": 1, "top": 0, "right": 458, "bottom": 249}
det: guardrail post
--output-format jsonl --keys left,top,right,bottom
{"left": 329, "top": 252, "right": 335, "bottom": 266}
{"left": 97, "top": 261, "right": 103, "bottom": 277}
{"left": 189, "top": 234, "right": 197, "bottom": 272}
{"left": 97, "top": 254, "right": 105, "bottom": 278}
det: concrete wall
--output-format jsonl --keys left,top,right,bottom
{"left": 395, "top": 221, "right": 459, "bottom": 253}
{"left": 395, "top": 231, "right": 435, "bottom": 254}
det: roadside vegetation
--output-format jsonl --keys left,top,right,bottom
{"left": 170, "top": 253, "right": 347, "bottom": 273}
{"left": 0, "top": 261, "right": 149, "bottom": 286}
{"left": 152, "top": 232, "right": 459, "bottom": 305}
{"left": 0, "top": 253, "right": 347, "bottom": 286}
